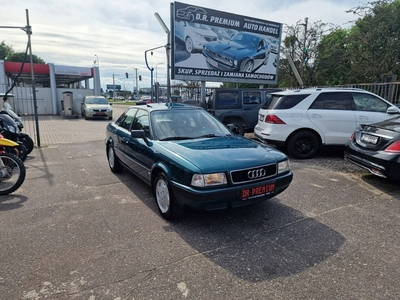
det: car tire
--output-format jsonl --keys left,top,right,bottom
{"left": 107, "top": 145, "right": 123, "bottom": 173}
{"left": 185, "top": 37, "right": 194, "bottom": 53}
{"left": 241, "top": 60, "right": 254, "bottom": 72}
{"left": 225, "top": 119, "right": 245, "bottom": 136}
{"left": 287, "top": 131, "right": 320, "bottom": 159}
{"left": 108, "top": 116, "right": 112, "bottom": 120}
{"left": 154, "top": 172, "right": 184, "bottom": 220}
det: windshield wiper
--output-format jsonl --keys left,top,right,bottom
{"left": 160, "top": 136, "right": 192, "bottom": 141}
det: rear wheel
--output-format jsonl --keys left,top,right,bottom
{"left": 19, "top": 133, "right": 34, "bottom": 154}
{"left": 107, "top": 145, "right": 123, "bottom": 173}
{"left": 287, "top": 131, "right": 320, "bottom": 159}
{"left": 225, "top": 119, "right": 245, "bottom": 136}
{"left": 154, "top": 172, "right": 183, "bottom": 220}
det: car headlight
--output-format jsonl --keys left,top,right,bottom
{"left": 191, "top": 173, "right": 227, "bottom": 187}
{"left": 86, "top": 107, "right": 93, "bottom": 112}
{"left": 107, "top": 107, "right": 112, "bottom": 112}
{"left": 278, "top": 160, "right": 290, "bottom": 174}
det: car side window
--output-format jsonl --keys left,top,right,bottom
{"left": 119, "top": 108, "right": 137, "bottom": 131}
{"left": 215, "top": 91, "right": 240, "bottom": 108}
{"left": 243, "top": 91, "right": 261, "bottom": 104}
{"left": 131, "top": 109, "right": 150, "bottom": 138}
{"left": 352, "top": 92, "right": 389, "bottom": 113}
{"left": 310, "top": 92, "right": 352, "bottom": 110}
{"left": 266, "top": 94, "right": 309, "bottom": 109}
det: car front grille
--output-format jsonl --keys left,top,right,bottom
{"left": 93, "top": 109, "right": 107, "bottom": 112}
{"left": 230, "top": 164, "right": 277, "bottom": 184}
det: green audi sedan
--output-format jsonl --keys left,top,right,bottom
{"left": 105, "top": 103, "right": 293, "bottom": 220}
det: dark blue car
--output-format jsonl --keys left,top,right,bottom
{"left": 202, "top": 32, "right": 271, "bottom": 72}
{"left": 105, "top": 103, "right": 293, "bottom": 220}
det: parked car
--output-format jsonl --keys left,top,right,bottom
{"left": 254, "top": 88, "right": 400, "bottom": 159}
{"left": 344, "top": 115, "right": 400, "bottom": 182}
{"left": 81, "top": 96, "right": 113, "bottom": 120}
{"left": 202, "top": 32, "right": 271, "bottom": 72}
{"left": 207, "top": 88, "right": 282, "bottom": 135}
{"left": 105, "top": 103, "right": 293, "bottom": 220}
{"left": 175, "top": 20, "right": 218, "bottom": 53}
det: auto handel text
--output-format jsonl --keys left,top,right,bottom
{"left": 177, "top": 68, "right": 276, "bottom": 80}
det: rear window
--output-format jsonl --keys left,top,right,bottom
{"left": 262, "top": 94, "right": 309, "bottom": 109}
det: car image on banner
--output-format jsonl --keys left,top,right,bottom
{"left": 202, "top": 32, "right": 271, "bottom": 73}
{"left": 172, "top": 1, "right": 282, "bottom": 85}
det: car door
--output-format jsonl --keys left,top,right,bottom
{"left": 307, "top": 92, "right": 357, "bottom": 144}
{"left": 115, "top": 108, "right": 138, "bottom": 166}
{"left": 125, "top": 109, "right": 151, "bottom": 181}
{"left": 351, "top": 92, "right": 398, "bottom": 126}
{"left": 242, "top": 90, "right": 262, "bottom": 128}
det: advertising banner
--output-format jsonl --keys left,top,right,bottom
{"left": 171, "top": 1, "right": 282, "bottom": 85}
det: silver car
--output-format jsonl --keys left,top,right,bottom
{"left": 81, "top": 96, "right": 113, "bottom": 120}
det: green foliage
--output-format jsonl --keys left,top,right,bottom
{"left": 0, "top": 41, "right": 46, "bottom": 63}
{"left": 0, "top": 41, "right": 14, "bottom": 60}
{"left": 7, "top": 52, "right": 46, "bottom": 64}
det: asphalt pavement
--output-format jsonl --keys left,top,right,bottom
{"left": 0, "top": 105, "right": 399, "bottom": 299}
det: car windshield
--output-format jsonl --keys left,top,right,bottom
{"left": 86, "top": 97, "right": 108, "bottom": 104}
{"left": 151, "top": 109, "right": 231, "bottom": 141}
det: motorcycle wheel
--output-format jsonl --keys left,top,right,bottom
{"left": 0, "top": 152, "right": 26, "bottom": 195}
{"left": 5, "top": 144, "right": 27, "bottom": 162}
{"left": 19, "top": 133, "right": 34, "bottom": 154}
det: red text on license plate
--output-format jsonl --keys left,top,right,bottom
{"left": 241, "top": 183, "right": 275, "bottom": 200}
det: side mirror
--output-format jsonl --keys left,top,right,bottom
{"left": 131, "top": 129, "right": 149, "bottom": 145}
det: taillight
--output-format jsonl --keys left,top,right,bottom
{"left": 384, "top": 140, "right": 400, "bottom": 153}
{"left": 265, "top": 115, "right": 286, "bottom": 124}
{"left": 349, "top": 132, "right": 354, "bottom": 141}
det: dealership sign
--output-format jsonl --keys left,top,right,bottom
{"left": 171, "top": 1, "right": 282, "bottom": 85}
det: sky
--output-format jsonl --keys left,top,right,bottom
{"left": 1, "top": 0, "right": 365, "bottom": 91}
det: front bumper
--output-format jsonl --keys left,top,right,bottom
{"left": 171, "top": 172, "right": 293, "bottom": 211}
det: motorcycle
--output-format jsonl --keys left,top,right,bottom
{"left": 0, "top": 114, "right": 28, "bottom": 161}
{"left": 0, "top": 136, "right": 26, "bottom": 195}
{"left": 0, "top": 110, "right": 34, "bottom": 154}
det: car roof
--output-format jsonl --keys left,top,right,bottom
{"left": 271, "top": 87, "right": 373, "bottom": 96}
{"left": 133, "top": 102, "right": 203, "bottom": 112}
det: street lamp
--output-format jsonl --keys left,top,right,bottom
{"left": 112, "top": 73, "right": 119, "bottom": 100}
{"left": 94, "top": 54, "right": 99, "bottom": 67}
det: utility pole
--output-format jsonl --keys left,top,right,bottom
{"left": 301, "top": 17, "right": 308, "bottom": 83}
{"left": 135, "top": 68, "right": 139, "bottom": 99}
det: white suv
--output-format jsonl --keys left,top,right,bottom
{"left": 254, "top": 88, "right": 400, "bottom": 159}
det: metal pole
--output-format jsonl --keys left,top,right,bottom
{"left": 135, "top": 68, "right": 138, "bottom": 98}
{"left": 113, "top": 74, "right": 115, "bottom": 99}
{"left": 26, "top": 9, "right": 41, "bottom": 147}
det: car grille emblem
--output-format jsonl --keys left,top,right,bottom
{"left": 247, "top": 168, "right": 266, "bottom": 179}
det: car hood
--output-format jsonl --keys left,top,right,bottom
{"left": 205, "top": 41, "right": 252, "bottom": 58}
{"left": 86, "top": 104, "right": 111, "bottom": 109}
{"left": 157, "top": 136, "right": 287, "bottom": 173}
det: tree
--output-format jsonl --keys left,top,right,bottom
{"left": 7, "top": 52, "right": 46, "bottom": 64}
{"left": 314, "top": 28, "right": 352, "bottom": 85}
{"left": 280, "top": 19, "right": 337, "bottom": 86}
{"left": 345, "top": 0, "right": 400, "bottom": 83}
{"left": 0, "top": 41, "right": 14, "bottom": 60}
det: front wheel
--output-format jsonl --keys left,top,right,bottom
{"left": 0, "top": 152, "right": 26, "bottom": 195}
{"left": 286, "top": 131, "right": 320, "bottom": 159}
{"left": 154, "top": 172, "right": 183, "bottom": 220}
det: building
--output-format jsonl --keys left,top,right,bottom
{"left": 0, "top": 60, "right": 101, "bottom": 115}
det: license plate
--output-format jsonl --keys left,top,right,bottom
{"left": 241, "top": 183, "right": 275, "bottom": 200}
{"left": 206, "top": 57, "right": 218, "bottom": 68}
{"left": 95, "top": 112, "right": 106, "bottom": 115}
{"left": 361, "top": 133, "right": 378, "bottom": 144}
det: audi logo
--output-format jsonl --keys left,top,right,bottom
{"left": 247, "top": 168, "right": 266, "bottom": 179}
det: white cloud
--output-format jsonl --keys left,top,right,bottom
{"left": 1, "top": 0, "right": 364, "bottom": 90}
